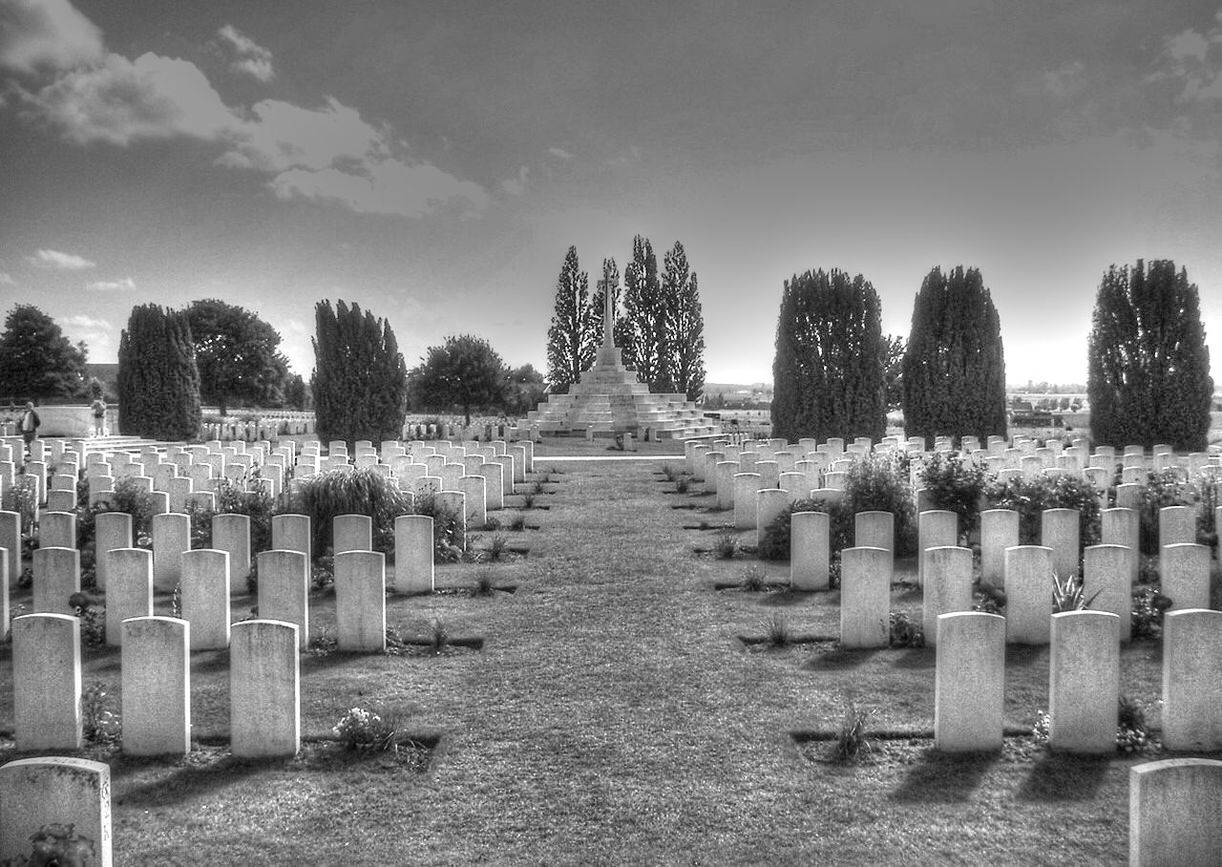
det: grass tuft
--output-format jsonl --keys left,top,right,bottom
{"left": 832, "top": 702, "right": 872, "bottom": 761}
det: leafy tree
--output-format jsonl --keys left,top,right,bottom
{"left": 0, "top": 304, "right": 89, "bottom": 399}
{"left": 901, "top": 266, "right": 1007, "bottom": 444}
{"left": 545, "top": 246, "right": 596, "bottom": 393}
{"left": 311, "top": 300, "right": 407, "bottom": 448}
{"left": 409, "top": 334, "right": 507, "bottom": 426}
{"left": 621, "top": 235, "right": 665, "bottom": 387}
{"left": 185, "top": 299, "right": 291, "bottom": 415}
{"left": 663, "top": 242, "right": 706, "bottom": 401}
{"left": 117, "top": 304, "right": 201, "bottom": 440}
{"left": 770, "top": 269, "right": 886, "bottom": 443}
{"left": 283, "top": 373, "right": 309, "bottom": 411}
{"left": 503, "top": 363, "right": 546, "bottom": 416}
{"left": 1088, "top": 259, "right": 1213, "bottom": 451}
{"left": 883, "top": 334, "right": 905, "bottom": 409}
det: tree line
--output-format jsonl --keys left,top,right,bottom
{"left": 546, "top": 236, "right": 706, "bottom": 400}
{"left": 772, "top": 258, "right": 1213, "bottom": 452}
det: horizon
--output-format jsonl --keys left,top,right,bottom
{"left": 3, "top": 2, "right": 1222, "bottom": 386}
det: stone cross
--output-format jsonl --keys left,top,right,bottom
{"left": 601, "top": 277, "right": 614, "bottom": 348}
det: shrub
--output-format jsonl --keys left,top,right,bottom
{"left": 87, "top": 477, "right": 159, "bottom": 545}
{"left": 1134, "top": 468, "right": 1193, "bottom": 556}
{"left": 290, "top": 467, "right": 412, "bottom": 557}
{"left": 1031, "top": 709, "right": 1051, "bottom": 748}
{"left": 70, "top": 593, "right": 106, "bottom": 647}
{"left": 1116, "top": 696, "right": 1153, "bottom": 754}
{"left": 662, "top": 465, "right": 677, "bottom": 482}
{"left": 1, "top": 476, "right": 37, "bottom": 540}
{"left": 81, "top": 681, "right": 121, "bottom": 745}
{"left": 832, "top": 702, "right": 873, "bottom": 761}
{"left": 888, "top": 611, "right": 925, "bottom": 648}
{"left": 986, "top": 473, "right": 1100, "bottom": 548}
{"left": 843, "top": 453, "right": 916, "bottom": 554}
{"left": 522, "top": 492, "right": 536, "bottom": 510}
{"left": 1051, "top": 573, "right": 1101, "bottom": 613}
{"left": 675, "top": 477, "right": 690, "bottom": 494}
{"left": 918, "top": 452, "right": 990, "bottom": 538}
{"left": 413, "top": 494, "right": 465, "bottom": 561}
{"left": 1131, "top": 587, "right": 1170, "bottom": 640}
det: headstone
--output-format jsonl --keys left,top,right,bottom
{"left": 103, "top": 548, "right": 153, "bottom": 646}
{"left": 934, "top": 612, "right": 1005, "bottom": 752}
{"left": 755, "top": 488, "right": 789, "bottom": 547}
{"left": 394, "top": 514, "right": 435, "bottom": 594}
{"left": 980, "top": 509, "right": 1019, "bottom": 587}
{"left": 152, "top": 512, "right": 190, "bottom": 592}
{"left": 790, "top": 511, "right": 829, "bottom": 591}
{"left": 333, "top": 514, "right": 373, "bottom": 554}
{"left": 0, "top": 757, "right": 111, "bottom": 866}
{"left": 121, "top": 616, "right": 190, "bottom": 756}
{"left": 458, "top": 474, "right": 487, "bottom": 527}
{"left": 733, "top": 472, "right": 761, "bottom": 530}
{"left": 0, "top": 510, "right": 20, "bottom": 583}
{"left": 715, "top": 462, "right": 737, "bottom": 510}
{"left": 334, "top": 551, "right": 386, "bottom": 652}
{"left": 1129, "top": 758, "right": 1222, "bottom": 866}
{"left": 1101, "top": 507, "right": 1140, "bottom": 585}
{"left": 1161, "top": 609, "right": 1222, "bottom": 751}
{"left": 257, "top": 550, "right": 310, "bottom": 649}
{"left": 922, "top": 546, "right": 973, "bottom": 646}
{"left": 213, "top": 513, "right": 252, "bottom": 591}
{"left": 839, "top": 547, "right": 891, "bottom": 648}
{"left": 12, "top": 613, "right": 81, "bottom": 750}
{"left": 1049, "top": 610, "right": 1120, "bottom": 753}
{"left": 33, "top": 546, "right": 79, "bottom": 615}
{"left": 1004, "top": 545, "right": 1054, "bottom": 644}
{"left": 1160, "top": 543, "right": 1211, "bottom": 611}
{"left": 855, "top": 511, "right": 894, "bottom": 554}
{"left": 1041, "top": 508, "right": 1080, "bottom": 578}
{"left": 230, "top": 620, "right": 300, "bottom": 758}
{"left": 480, "top": 462, "right": 504, "bottom": 511}
{"left": 271, "top": 513, "right": 311, "bottom": 562}
{"left": 1158, "top": 505, "right": 1196, "bottom": 550}
{"left": 917, "top": 510, "right": 958, "bottom": 587}
{"left": 1083, "top": 544, "right": 1133, "bottom": 642}
{"left": 181, "top": 549, "right": 231, "bottom": 650}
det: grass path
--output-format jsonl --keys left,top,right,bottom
{"left": 0, "top": 456, "right": 1196, "bottom": 863}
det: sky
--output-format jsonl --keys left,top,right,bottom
{"left": 2, "top": 0, "right": 1222, "bottom": 388}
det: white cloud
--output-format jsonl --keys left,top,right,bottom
{"left": 10, "top": 0, "right": 489, "bottom": 220}
{"left": 547, "top": 146, "right": 575, "bottom": 160}
{"left": 0, "top": 272, "right": 14, "bottom": 285}
{"left": 28, "top": 248, "right": 95, "bottom": 270}
{"left": 28, "top": 51, "right": 238, "bottom": 145}
{"left": 84, "top": 277, "right": 135, "bottom": 292}
{"left": 1167, "top": 28, "right": 1211, "bottom": 63}
{"left": 500, "top": 165, "right": 529, "bottom": 195}
{"left": 217, "top": 24, "right": 274, "bottom": 83}
{"left": 0, "top": 0, "right": 104, "bottom": 73}
{"left": 60, "top": 314, "right": 115, "bottom": 360}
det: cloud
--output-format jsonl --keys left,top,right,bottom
{"left": 0, "top": 272, "right": 14, "bottom": 285}
{"left": 28, "top": 248, "right": 95, "bottom": 270}
{"left": 271, "top": 158, "right": 490, "bottom": 217}
{"left": 500, "top": 165, "right": 529, "bottom": 195}
{"left": 0, "top": 0, "right": 103, "bottom": 73}
{"left": 217, "top": 24, "right": 274, "bottom": 82}
{"left": 59, "top": 314, "right": 114, "bottom": 359}
{"left": 26, "top": 51, "right": 238, "bottom": 145}
{"left": 84, "top": 277, "right": 136, "bottom": 292}
{"left": 547, "top": 146, "right": 574, "bottom": 160}
{"left": 10, "top": 0, "right": 489, "bottom": 220}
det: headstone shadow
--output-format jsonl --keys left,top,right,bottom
{"left": 1017, "top": 752, "right": 1112, "bottom": 802}
{"left": 891, "top": 748, "right": 998, "bottom": 803}
{"left": 803, "top": 646, "right": 879, "bottom": 670}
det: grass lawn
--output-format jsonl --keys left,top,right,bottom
{"left": 1, "top": 445, "right": 1217, "bottom": 864}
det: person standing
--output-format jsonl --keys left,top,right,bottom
{"left": 91, "top": 396, "right": 107, "bottom": 436}
{"left": 19, "top": 401, "right": 40, "bottom": 456}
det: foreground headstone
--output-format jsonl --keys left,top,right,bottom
{"left": 93, "top": 511, "right": 132, "bottom": 591}
{"left": 333, "top": 513, "right": 373, "bottom": 554}
{"left": 839, "top": 547, "right": 891, "bottom": 648}
{"left": 922, "top": 546, "right": 973, "bottom": 646}
{"left": 12, "top": 613, "right": 81, "bottom": 750}
{"left": 230, "top": 620, "right": 300, "bottom": 758}
{"left": 213, "top": 513, "right": 252, "bottom": 591}
{"left": 38, "top": 510, "right": 76, "bottom": 549}
{"left": 334, "top": 550, "right": 386, "bottom": 652}
{"left": 755, "top": 488, "right": 789, "bottom": 547}
{"left": 1100, "top": 507, "right": 1140, "bottom": 585}
{"left": 790, "top": 511, "right": 829, "bottom": 591}
{"left": 152, "top": 512, "right": 190, "bottom": 592}
{"left": 1161, "top": 609, "right": 1222, "bottom": 751}
{"left": 855, "top": 510, "right": 894, "bottom": 554}
{"left": 0, "top": 757, "right": 112, "bottom": 866}
{"left": 1129, "top": 758, "right": 1222, "bottom": 867}
{"left": 272, "top": 513, "right": 312, "bottom": 562}
{"left": 257, "top": 550, "right": 310, "bottom": 649}
{"left": 1082, "top": 544, "right": 1132, "bottom": 641}
{"left": 1049, "top": 610, "right": 1119, "bottom": 753}
{"left": 935, "top": 612, "right": 1005, "bottom": 752}
{"left": 394, "top": 514, "right": 434, "bottom": 594}
{"left": 121, "top": 616, "right": 190, "bottom": 756}
{"left": 0, "top": 510, "right": 19, "bottom": 589}
{"left": 733, "top": 472, "right": 761, "bottom": 530}
{"left": 1041, "top": 508, "right": 1080, "bottom": 578}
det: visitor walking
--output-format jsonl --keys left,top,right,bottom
{"left": 91, "top": 396, "right": 107, "bottom": 436}
{"left": 19, "top": 401, "right": 40, "bottom": 457}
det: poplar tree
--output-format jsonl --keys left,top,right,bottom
{"left": 663, "top": 242, "right": 706, "bottom": 401}
{"left": 117, "top": 304, "right": 201, "bottom": 440}
{"left": 1088, "top": 259, "right": 1213, "bottom": 451}
{"left": 901, "top": 266, "right": 1007, "bottom": 444}
{"left": 770, "top": 269, "right": 886, "bottom": 443}
{"left": 545, "top": 246, "right": 596, "bottom": 393}
{"left": 621, "top": 236, "right": 664, "bottom": 387}
{"left": 311, "top": 300, "right": 407, "bottom": 448}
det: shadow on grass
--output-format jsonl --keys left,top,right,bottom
{"left": 803, "top": 646, "right": 879, "bottom": 670}
{"left": 891, "top": 647, "right": 935, "bottom": 669}
{"left": 1005, "top": 645, "right": 1049, "bottom": 668}
{"left": 190, "top": 649, "right": 232, "bottom": 674}
{"left": 890, "top": 748, "right": 999, "bottom": 803}
{"left": 110, "top": 752, "right": 267, "bottom": 805}
{"left": 1018, "top": 752, "right": 1112, "bottom": 802}
{"left": 758, "top": 589, "right": 818, "bottom": 607}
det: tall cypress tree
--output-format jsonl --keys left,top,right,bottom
{"left": 901, "top": 266, "right": 1007, "bottom": 444}
{"left": 622, "top": 235, "right": 663, "bottom": 387}
{"left": 770, "top": 269, "right": 886, "bottom": 443}
{"left": 663, "top": 242, "right": 706, "bottom": 401}
{"left": 1088, "top": 259, "right": 1213, "bottom": 451}
{"left": 545, "top": 246, "right": 596, "bottom": 393}
{"left": 117, "top": 304, "right": 201, "bottom": 440}
{"left": 312, "top": 300, "right": 408, "bottom": 448}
